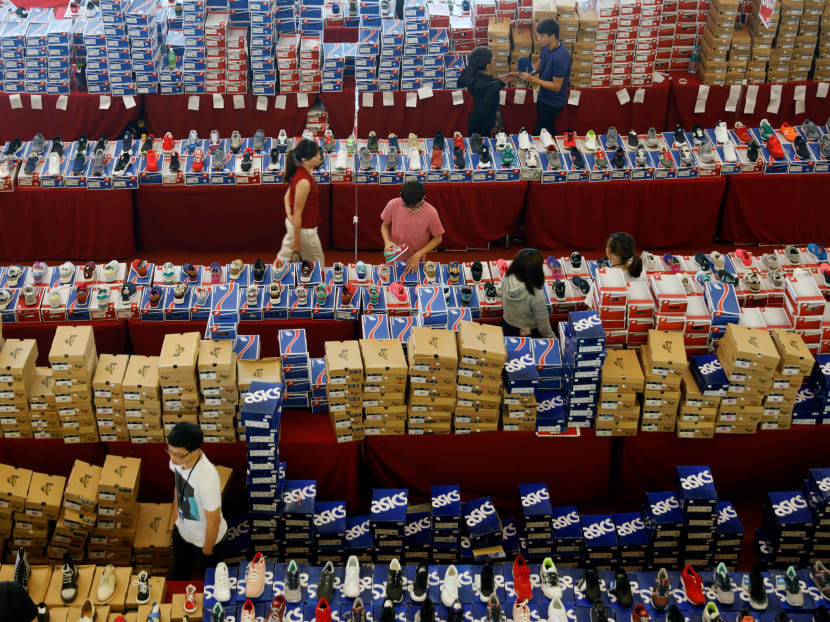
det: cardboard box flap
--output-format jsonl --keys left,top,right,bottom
{"left": 457, "top": 321, "right": 507, "bottom": 366}
{"left": 359, "top": 339, "right": 408, "bottom": 375}
{"left": 122, "top": 356, "right": 159, "bottom": 393}
{"left": 0, "top": 339, "right": 38, "bottom": 375}
{"left": 48, "top": 326, "right": 96, "bottom": 365}
{"left": 237, "top": 357, "right": 282, "bottom": 390}
{"left": 325, "top": 340, "right": 364, "bottom": 376}
{"left": 65, "top": 460, "right": 102, "bottom": 508}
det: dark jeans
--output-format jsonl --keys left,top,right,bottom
{"left": 501, "top": 320, "right": 543, "bottom": 338}
{"left": 533, "top": 101, "right": 564, "bottom": 135}
{"left": 467, "top": 104, "right": 498, "bottom": 137}
{"left": 171, "top": 525, "right": 231, "bottom": 580}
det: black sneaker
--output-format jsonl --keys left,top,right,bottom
{"left": 674, "top": 124, "right": 687, "bottom": 145}
{"left": 121, "top": 131, "right": 133, "bottom": 153}
{"left": 572, "top": 276, "right": 590, "bottom": 295}
{"left": 381, "top": 599, "right": 395, "bottom": 622}
{"left": 484, "top": 282, "right": 497, "bottom": 303}
{"left": 454, "top": 147, "right": 465, "bottom": 169}
{"left": 114, "top": 152, "right": 130, "bottom": 174}
{"left": 253, "top": 258, "right": 266, "bottom": 282}
{"left": 628, "top": 130, "right": 639, "bottom": 148}
{"left": 14, "top": 548, "right": 30, "bottom": 587}
{"left": 75, "top": 66, "right": 87, "bottom": 91}
{"left": 142, "top": 135, "right": 154, "bottom": 154}
{"left": 434, "top": 131, "right": 445, "bottom": 150}
{"left": 749, "top": 566, "right": 768, "bottom": 610}
{"left": 480, "top": 145, "right": 491, "bottom": 166}
{"left": 60, "top": 553, "right": 78, "bottom": 602}
{"left": 569, "top": 146, "right": 586, "bottom": 169}
{"left": 747, "top": 139, "right": 759, "bottom": 162}
{"left": 613, "top": 148, "right": 626, "bottom": 169}
{"left": 591, "top": 601, "right": 609, "bottom": 622}
{"left": 51, "top": 137, "right": 63, "bottom": 155}
{"left": 579, "top": 566, "right": 602, "bottom": 603}
{"left": 367, "top": 131, "right": 379, "bottom": 153}
{"left": 94, "top": 137, "right": 108, "bottom": 153}
{"left": 37, "top": 603, "right": 48, "bottom": 622}
{"left": 170, "top": 152, "right": 181, "bottom": 172}
{"left": 4, "top": 137, "right": 22, "bottom": 156}
{"left": 554, "top": 279, "right": 566, "bottom": 300}
{"left": 318, "top": 561, "right": 335, "bottom": 603}
{"left": 692, "top": 125, "right": 705, "bottom": 144}
{"left": 411, "top": 563, "right": 428, "bottom": 602}
{"left": 76, "top": 135, "right": 88, "bottom": 153}
{"left": 480, "top": 564, "right": 495, "bottom": 599}
{"left": 415, "top": 597, "right": 434, "bottom": 622}
{"left": 471, "top": 261, "right": 483, "bottom": 283}
{"left": 352, "top": 598, "right": 365, "bottom": 622}
{"left": 794, "top": 136, "right": 811, "bottom": 160}
{"left": 815, "top": 606, "right": 830, "bottom": 622}
{"left": 668, "top": 605, "right": 684, "bottom": 622}
{"left": 386, "top": 559, "right": 403, "bottom": 603}
{"left": 448, "top": 602, "right": 463, "bottom": 622}
{"left": 612, "top": 569, "right": 633, "bottom": 608}
{"left": 570, "top": 252, "right": 583, "bottom": 268}
{"left": 694, "top": 252, "right": 710, "bottom": 271}
{"left": 470, "top": 133, "right": 482, "bottom": 153}
{"left": 241, "top": 149, "right": 253, "bottom": 171}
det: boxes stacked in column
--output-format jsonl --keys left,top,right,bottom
{"left": 596, "top": 349, "right": 644, "bottom": 437}
{"left": 89, "top": 455, "right": 140, "bottom": 566}
{"left": 0, "top": 339, "right": 37, "bottom": 439}
{"left": 520, "top": 483, "right": 552, "bottom": 561}
{"left": 678, "top": 355, "right": 726, "bottom": 439}
{"left": 501, "top": 336, "right": 537, "bottom": 432}
{"left": 313, "top": 500, "right": 347, "bottom": 564}
{"left": 93, "top": 354, "right": 130, "bottom": 442}
{"left": 123, "top": 355, "right": 162, "bottom": 443}
{"left": 282, "top": 479, "right": 316, "bottom": 562}
{"left": 533, "top": 338, "right": 567, "bottom": 434}
{"left": 17, "top": 469, "right": 65, "bottom": 564}
{"left": 676, "top": 465, "right": 718, "bottom": 568}
{"left": 431, "top": 485, "right": 461, "bottom": 562}
{"left": 198, "top": 339, "right": 238, "bottom": 443}
{"left": 48, "top": 459, "right": 101, "bottom": 564}
{"left": 181, "top": 0, "right": 207, "bottom": 94}
{"left": 713, "top": 501, "right": 743, "bottom": 569}
{"left": 28, "top": 367, "right": 61, "bottom": 439}
{"left": 639, "top": 330, "right": 687, "bottom": 433}
{"left": 125, "top": 0, "right": 160, "bottom": 95}
{"left": 361, "top": 339, "right": 408, "bottom": 436}
{"left": 457, "top": 322, "right": 505, "bottom": 433}
{"left": 280, "top": 328, "right": 312, "bottom": 410}
{"left": 371, "top": 488, "right": 408, "bottom": 562}
{"left": 643, "top": 491, "right": 684, "bottom": 568}
{"left": 804, "top": 468, "right": 830, "bottom": 566}
{"left": 101, "top": 0, "right": 135, "bottom": 96}
{"left": 408, "top": 327, "right": 457, "bottom": 435}
{"left": 158, "top": 332, "right": 201, "bottom": 436}
{"left": 325, "top": 340, "right": 364, "bottom": 442}
{"left": 48, "top": 326, "right": 99, "bottom": 444}
{"left": 560, "top": 310, "right": 606, "bottom": 428}
{"left": 251, "top": 0, "right": 277, "bottom": 96}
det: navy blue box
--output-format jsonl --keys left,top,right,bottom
{"left": 371, "top": 488, "right": 408, "bottom": 538}
{"left": 643, "top": 492, "right": 684, "bottom": 543}
{"left": 552, "top": 506, "right": 583, "bottom": 555}
{"left": 345, "top": 514, "right": 374, "bottom": 561}
{"left": 581, "top": 514, "right": 619, "bottom": 565}
{"left": 519, "top": 483, "right": 552, "bottom": 533}
{"left": 431, "top": 485, "right": 462, "bottom": 531}
{"left": 283, "top": 479, "right": 316, "bottom": 532}
{"left": 239, "top": 380, "right": 283, "bottom": 429}
{"left": 463, "top": 497, "right": 502, "bottom": 549}
{"left": 763, "top": 492, "right": 813, "bottom": 543}
{"left": 691, "top": 354, "right": 729, "bottom": 396}
{"left": 405, "top": 510, "right": 431, "bottom": 558}
{"left": 676, "top": 465, "right": 718, "bottom": 512}
{"left": 715, "top": 501, "right": 744, "bottom": 549}
{"left": 614, "top": 512, "right": 649, "bottom": 559}
{"left": 313, "top": 500, "right": 347, "bottom": 548}
{"left": 504, "top": 337, "right": 540, "bottom": 393}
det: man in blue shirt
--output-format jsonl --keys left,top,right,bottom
{"left": 519, "top": 19, "right": 571, "bottom": 135}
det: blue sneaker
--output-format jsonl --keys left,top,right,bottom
{"left": 695, "top": 271, "right": 712, "bottom": 286}
{"left": 808, "top": 243, "right": 827, "bottom": 261}
{"left": 387, "top": 133, "right": 398, "bottom": 149}
{"left": 24, "top": 154, "right": 39, "bottom": 174}
{"left": 148, "top": 602, "right": 161, "bottom": 622}
{"left": 355, "top": 260, "right": 368, "bottom": 282}
{"left": 72, "top": 152, "right": 86, "bottom": 175}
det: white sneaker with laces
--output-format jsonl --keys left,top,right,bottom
{"left": 539, "top": 559, "right": 562, "bottom": 600}
{"left": 334, "top": 147, "right": 349, "bottom": 172}
{"left": 723, "top": 141, "right": 737, "bottom": 163}
{"left": 442, "top": 565, "right": 460, "bottom": 607}
{"left": 214, "top": 562, "right": 232, "bottom": 603}
{"left": 495, "top": 132, "right": 508, "bottom": 151}
{"left": 548, "top": 598, "right": 567, "bottom": 622}
{"left": 715, "top": 121, "right": 728, "bottom": 144}
{"left": 518, "top": 129, "right": 532, "bottom": 150}
{"left": 48, "top": 152, "right": 61, "bottom": 176}
{"left": 540, "top": 129, "right": 555, "bottom": 150}
{"left": 409, "top": 149, "right": 422, "bottom": 171}
{"left": 344, "top": 556, "right": 361, "bottom": 598}
{"left": 513, "top": 600, "right": 530, "bottom": 622}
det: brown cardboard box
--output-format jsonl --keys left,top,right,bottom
{"left": 171, "top": 593, "right": 203, "bottom": 622}
{"left": 45, "top": 564, "right": 96, "bottom": 608}
{"left": 98, "top": 455, "right": 140, "bottom": 505}
{"left": 457, "top": 321, "right": 507, "bottom": 369}
{"left": 0, "top": 464, "right": 32, "bottom": 512}
{"left": 770, "top": 329, "right": 814, "bottom": 376}
{"left": 455, "top": 422, "right": 500, "bottom": 433}
{"left": 360, "top": 339, "right": 408, "bottom": 383}
{"left": 157, "top": 332, "right": 200, "bottom": 382}
{"left": 134, "top": 503, "right": 173, "bottom": 550}
{"left": 64, "top": 460, "right": 102, "bottom": 510}
{"left": 365, "top": 422, "right": 407, "bottom": 436}
{"left": 487, "top": 18, "right": 511, "bottom": 45}
{"left": 721, "top": 324, "right": 781, "bottom": 373}
{"left": 93, "top": 355, "right": 130, "bottom": 400}
{"left": 532, "top": 0, "right": 557, "bottom": 22}
{"left": 198, "top": 339, "right": 236, "bottom": 386}
{"left": 25, "top": 565, "right": 53, "bottom": 603}
{"left": 408, "top": 327, "right": 458, "bottom": 370}
{"left": 601, "top": 350, "right": 645, "bottom": 393}
{"left": 43, "top": 608, "right": 72, "bottom": 622}
{"left": 325, "top": 340, "right": 364, "bottom": 382}
{"left": 49, "top": 326, "right": 97, "bottom": 372}
{"left": 26, "top": 472, "right": 66, "bottom": 520}
{"left": 90, "top": 565, "right": 132, "bottom": 611}
{"left": 122, "top": 356, "right": 160, "bottom": 401}
{"left": 647, "top": 331, "right": 688, "bottom": 375}
{"left": 126, "top": 576, "right": 167, "bottom": 610}
{"left": 0, "top": 338, "right": 38, "bottom": 384}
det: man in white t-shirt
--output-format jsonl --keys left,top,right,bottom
{"left": 167, "top": 422, "right": 229, "bottom": 580}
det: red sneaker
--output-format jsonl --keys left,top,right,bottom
{"left": 735, "top": 248, "right": 753, "bottom": 267}
{"left": 341, "top": 282, "right": 357, "bottom": 305}
{"left": 431, "top": 148, "right": 443, "bottom": 169}
{"left": 512, "top": 554, "right": 532, "bottom": 601}
{"left": 631, "top": 604, "right": 651, "bottom": 622}
{"left": 146, "top": 149, "right": 159, "bottom": 172}
{"left": 315, "top": 599, "right": 332, "bottom": 622}
{"left": 681, "top": 564, "right": 705, "bottom": 605}
{"left": 241, "top": 599, "right": 256, "bottom": 622}
{"left": 161, "top": 131, "right": 174, "bottom": 153}
{"left": 267, "top": 595, "right": 286, "bottom": 622}
{"left": 734, "top": 122, "right": 751, "bottom": 144}
{"left": 192, "top": 148, "right": 204, "bottom": 172}
{"left": 453, "top": 131, "right": 464, "bottom": 150}
{"left": 767, "top": 135, "right": 785, "bottom": 159}
{"left": 563, "top": 130, "right": 576, "bottom": 149}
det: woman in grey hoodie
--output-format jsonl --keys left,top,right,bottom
{"left": 501, "top": 248, "right": 555, "bottom": 338}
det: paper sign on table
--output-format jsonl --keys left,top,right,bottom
{"left": 256, "top": 96, "right": 267, "bottom": 111}
{"left": 725, "top": 85, "right": 741, "bottom": 112}
{"left": 123, "top": 95, "right": 136, "bottom": 109}
{"left": 212, "top": 94, "right": 224, "bottom": 109}
{"left": 794, "top": 85, "right": 806, "bottom": 115}
{"left": 233, "top": 95, "right": 245, "bottom": 109}
{"left": 99, "top": 95, "right": 111, "bottom": 110}
{"left": 633, "top": 88, "right": 645, "bottom": 104}
{"left": 418, "top": 85, "right": 433, "bottom": 99}
{"left": 275, "top": 95, "right": 287, "bottom": 110}
{"left": 513, "top": 89, "right": 526, "bottom": 105}
{"left": 796, "top": 99, "right": 805, "bottom": 115}
{"left": 766, "top": 84, "right": 781, "bottom": 114}
{"left": 188, "top": 95, "right": 200, "bottom": 110}
{"left": 55, "top": 95, "right": 68, "bottom": 111}
{"left": 744, "top": 84, "right": 758, "bottom": 114}
{"left": 533, "top": 90, "right": 538, "bottom": 103}
{"left": 451, "top": 90, "right": 463, "bottom": 106}
{"left": 568, "top": 89, "right": 581, "bottom": 106}
{"left": 30, "top": 95, "right": 42, "bottom": 110}
{"left": 9, "top": 94, "right": 22, "bottom": 109}
{"left": 499, "top": 91, "right": 506, "bottom": 106}
{"left": 383, "top": 92, "right": 394, "bottom": 106}
{"left": 405, "top": 92, "right": 417, "bottom": 107}
{"left": 297, "top": 93, "right": 309, "bottom": 107}
{"left": 694, "top": 84, "right": 709, "bottom": 114}
{"left": 616, "top": 88, "right": 630, "bottom": 105}
{"left": 818, "top": 83, "right": 829, "bottom": 99}
{"left": 362, "top": 92, "right": 373, "bottom": 107}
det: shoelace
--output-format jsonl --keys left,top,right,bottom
{"left": 62, "top": 565, "right": 73, "bottom": 585}
{"left": 544, "top": 572, "right": 559, "bottom": 587}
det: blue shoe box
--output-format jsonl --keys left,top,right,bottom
{"left": 463, "top": 497, "right": 502, "bottom": 549}
{"left": 390, "top": 316, "right": 415, "bottom": 347}
{"left": 404, "top": 510, "right": 432, "bottom": 558}
{"left": 715, "top": 501, "right": 744, "bottom": 549}
{"left": 371, "top": 488, "right": 408, "bottom": 538}
{"left": 362, "top": 313, "right": 390, "bottom": 339}
{"left": 278, "top": 328, "right": 309, "bottom": 366}
{"left": 314, "top": 500, "right": 348, "bottom": 549}
{"left": 614, "top": 512, "right": 649, "bottom": 563}
{"left": 676, "top": 466, "right": 718, "bottom": 513}
{"left": 431, "top": 485, "right": 462, "bottom": 531}
{"left": 581, "top": 514, "right": 619, "bottom": 566}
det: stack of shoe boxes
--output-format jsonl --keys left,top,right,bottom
{"left": 280, "top": 328, "right": 312, "bottom": 411}
{"left": 431, "top": 485, "right": 461, "bottom": 562}
{"left": 310, "top": 357, "right": 328, "bottom": 414}
{"left": 198, "top": 339, "right": 238, "bottom": 443}
{"left": 590, "top": 267, "right": 628, "bottom": 346}
{"left": 158, "top": 332, "right": 201, "bottom": 438}
{"left": 759, "top": 490, "right": 813, "bottom": 567}
{"left": 766, "top": 0, "right": 798, "bottom": 82}
{"left": 101, "top": 0, "right": 134, "bottom": 96}
{"left": 181, "top": 0, "right": 207, "bottom": 94}
{"left": 227, "top": 25, "right": 248, "bottom": 94}
{"left": 714, "top": 500, "right": 743, "bottom": 568}
{"left": 81, "top": 19, "right": 106, "bottom": 94}
{"left": 519, "top": 484, "right": 552, "bottom": 561}
{"left": 125, "top": 0, "right": 160, "bottom": 96}
{"left": 590, "top": 0, "right": 616, "bottom": 87}
{"left": 559, "top": 310, "right": 606, "bottom": 429}
{"left": 698, "top": 0, "right": 737, "bottom": 85}
{"left": 471, "top": 0, "right": 494, "bottom": 49}
{"left": 404, "top": 14, "right": 428, "bottom": 93}
{"left": 487, "top": 18, "right": 511, "bottom": 84}
{"left": 747, "top": 0, "right": 778, "bottom": 81}
{"left": 49, "top": 459, "right": 101, "bottom": 565}
{"left": 791, "top": 0, "right": 818, "bottom": 82}
{"left": 49, "top": 326, "right": 99, "bottom": 444}
{"left": 160, "top": 15, "right": 184, "bottom": 95}
{"left": 46, "top": 18, "right": 72, "bottom": 95}
{"left": 456, "top": 322, "right": 505, "bottom": 432}
{"left": 0, "top": 464, "right": 25, "bottom": 551}
{"left": 803, "top": 467, "right": 830, "bottom": 564}
{"left": 133, "top": 501, "right": 173, "bottom": 573}
{"left": 635, "top": 0, "right": 661, "bottom": 87}
{"left": 325, "top": 339, "right": 364, "bottom": 442}
{"left": 463, "top": 496, "right": 504, "bottom": 559}
{"left": 346, "top": 514, "right": 374, "bottom": 562}
{"left": 726, "top": 25, "right": 751, "bottom": 84}
{"left": 614, "top": 512, "right": 649, "bottom": 568}
{"left": 510, "top": 26, "right": 533, "bottom": 78}
{"left": 502, "top": 337, "right": 538, "bottom": 432}
{"left": 355, "top": 25, "right": 378, "bottom": 91}
{"left": 596, "top": 349, "right": 644, "bottom": 437}
{"left": 322, "top": 41, "right": 353, "bottom": 94}
{"left": 404, "top": 508, "right": 431, "bottom": 562}
{"left": 371, "top": 488, "right": 408, "bottom": 562}
{"left": 533, "top": 338, "right": 567, "bottom": 434}
{"left": 815, "top": 0, "right": 830, "bottom": 81}
{"left": 123, "top": 355, "right": 162, "bottom": 443}
{"left": 639, "top": 330, "right": 687, "bottom": 433}
{"left": 570, "top": 3, "right": 597, "bottom": 89}
{"left": 23, "top": 12, "right": 48, "bottom": 96}
{"left": 204, "top": 11, "right": 229, "bottom": 94}
{"left": 678, "top": 354, "right": 725, "bottom": 438}
{"left": 282, "top": 479, "right": 316, "bottom": 562}
{"left": 251, "top": 0, "right": 277, "bottom": 96}
{"left": 0, "top": 339, "right": 37, "bottom": 439}
{"left": 0, "top": 14, "right": 24, "bottom": 94}
{"left": 19, "top": 469, "right": 65, "bottom": 564}
{"left": 768, "top": 329, "right": 814, "bottom": 430}
{"left": 241, "top": 380, "right": 283, "bottom": 561}
{"left": 314, "top": 500, "right": 347, "bottom": 563}
{"left": 408, "top": 327, "right": 457, "bottom": 435}
{"left": 277, "top": 34, "right": 301, "bottom": 94}
{"left": 676, "top": 465, "right": 718, "bottom": 568}
{"left": 809, "top": 354, "right": 830, "bottom": 424}
{"left": 380, "top": 19, "right": 402, "bottom": 93}
{"left": 360, "top": 339, "right": 408, "bottom": 437}
{"left": 551, "top": 505, "right": 583, "bottom": 564}
{"left": 29, "top": 367, "right": 61, "bottom": 439}
{"left": 626, "top": 281, "right": 655, "bottom": 349}
{"left": 89, "top": 455, "right": 140, "bottom": 566}
{"left": 581, "top": 513, "right": 619, "bottom": 568}
{"left": 643, "top": 491, "right": 684, "bottom": 568}
{"left": 93, "top": 354, "right": 130, "bottom": 442}
{"left": 714, "top": 324, "right": 781, "bottom": 434}
{"left": 238, "top": 357, "right": 284, "bottom": 422}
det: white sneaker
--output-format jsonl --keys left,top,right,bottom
{"left": 703, "top": 602, "right": 722, "bottom": 622}
{"left": 513, "top": 600, "right": 530, "bottom": 622}
{"left": 539, "top": 558, "right": 562, "bottom": 600}
{"left": 0, "top": 163, "right": 8, "bottom": 178}
{"left": 540, "top": 129, "right": 555, "bottom": 150}
{"left": 214, "top": 562, "right": 232, "bottom": 602}
{"left": 97, "top": 564, "right": 117, "bottom": 603}
{"left": 334, "top": 147, "right": 349, "bottom": 171}
{"left": 442, "top": 565, "right": 460, "bottom": 607}
{"left": 344, "top": 555, "right": 361, "bottom": 598}
{"left": 524, "top": 149, "right": 539, "bottom": 168}
{"left": 723, "top": 141, "right": 737, "bottom": 163}
{"left": 710, "top": 251, "right": 726, "bottom": 271}
{"left": 48, "top": 152, "right": 61, "bottom": 176}
{"left": 495, "top": 132, "right": 508, "bottom": 151}
{"left": 548, "top": 598, "right": 567, "bottom": 622}
{"left": 518, "top": 128, "right": 532, "bottom": 150}
{"left": 302, "top": 129, "right": 315, "bottom": 142}
{"left": 715, "top": 121, "right": 728, "bottom": 144}
{"left": 584, "top": 130, "right": 599, "bottom": 152}
{"left": 409, "top": 148, "right": 421, "bottom": 171}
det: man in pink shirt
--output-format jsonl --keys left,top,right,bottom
{"left": 380, "top": 181, "right": 445, "bottom": 274}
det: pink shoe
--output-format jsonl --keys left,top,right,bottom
{"left": 245, "top": 552, "right": 266, "bottom": 599}
{"left": 495, "top": 259, "right": 509, "bottom": 278}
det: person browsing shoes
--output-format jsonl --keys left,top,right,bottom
{"left": 606, "top": 232, "right": 644, "bottom": 278}
{"left": 380, "top": 180, "right": 445, "bottom": 275}
{"left": 501, "top": 248, "right": 555, "bottom": 338}
{"left": 519, "top": 19, "right": 571, "bottom": 136}
{"left": 456, "top": 46, "right": 516, "bottom": 137}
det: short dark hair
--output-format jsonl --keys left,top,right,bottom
{"left": 401, "top": 180, "right": 426, "bottom": 207}
{"left": 536, "top": 18, "right": 560, "bottom": 39}
{"left": 167, "top": 421, "right": 203, "bottom": 451}
{"left": 468, "top": 46, "right": 494, "bottom": 71}
{"left": 505, "top": 248, "right": 545, "bottom": 295}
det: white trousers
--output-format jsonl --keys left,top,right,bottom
{"left": 277, "top": 217, "right": 325, "bottom": 266}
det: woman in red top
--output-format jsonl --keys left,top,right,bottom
{"left": 276, "top": 138, "right": 325, "bottom": 265}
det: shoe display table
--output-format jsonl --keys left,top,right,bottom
{"left": 719, "top": 173, "right": 830, "bottom": 245}
{"left": 330, "top": 181, "right": 528, "bottom": 250}
{"left": 135, "top": 182, "right": 333, "bottom": 253}
{"left": 0, "top": 186, "right": 135, "bottom": 261}
{"left": 0, "top": 92, "right": 142, "bottom": 144}
{"left": 525, "top": 176, "right": 727, "bottom": 251}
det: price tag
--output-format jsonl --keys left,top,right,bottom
{"left": 616, "top": 88, "right": 630, "bottom": 105}
{"left": 188, "top": 95, "right": 200, "bottom": 110}
{"left": 212, "top": 94, "right": 224, "bottom": 109}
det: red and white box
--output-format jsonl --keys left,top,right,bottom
{"left": 684, "top": 294, "right": 711, "bottom": 336}
{"left": 593, "top": 267, "right": 629, "bottom": 306}
{"left": 627, "top": 280, "right": 655, "bottom": 319}
{"left": 784, "top": 273, "right": 826, "bottom": 316}
{"left": 649, "top": 273, "right": 688, "bottom": 314}
{"left": 759, "top": 307, "right": 792, "bottom": 330}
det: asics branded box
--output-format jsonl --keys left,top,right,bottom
{"left": 805, "top": 468, "right": 830, "bottom": 518}
{"left": 676, "top": 466, "right": 718, "bottom": 512}
{"left": 313, "top": 500, "right": 347, "bottom": 548}
{"left": 404, "top": 510, "right": 432, "bottom": 557}
{"left": 715, "top": 501, "right": 744, "bottom": 549}
{"left": 463, "top": 496, "right": 502, "bottom": 546}
{"left": 519, "top": 484, "right": 552, "bottom": 533}
{"left": 503, "top": 337, "right": 540, "bottom": 393}
{"left": 345, "top": 514, "right": 374, "bottom": 560}
{"left": 282, "top": 479, "right": 317, "bottom": 525}
{"left": 501, "top": 519, "right": 522, "bottom": 557}
{"left": 239, "top": 381, "right": 283, "bottom": 429}
{"left": 371, "top": 488, "right": 408, "bottom": 536}
{"left": 278, "top": 328, "right": 309, "bottom": 366}
{"left": 809, "top": 355, "right": 830, "bottom": 400}
{"left": 763, "top": 491, "right": 813, "bottom": 542}
{"left": 691, "top": 354, "right": 729, "bottom": 395}
{"left": 581, "top": 514, "right": 619, "bottom": 563}
{"left": 551, "top": 506, "right": 583, "bottom": 555}
{"left": 431, "top": 485, "right": 462, "bottom": 530}
{"left": 566, "top": 310, "right": 606, "bottom": 349}
{"left": 643, "top": 492, "right": 684, "bottom": 540}
{"left": 535, "top": 391, "right": 567, "bottom": 433}
{"left": 614, "top": 512, "right": 649, "bottom": 558}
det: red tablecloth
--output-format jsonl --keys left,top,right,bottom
{"left": 349, "top": 89, "right": 475, "bottom": 138}
{"left": 363, "top": 431, "right": 613, "bottom": 512}
{"left": 134, "top": 183, "right": 331, "bottom": 253}
{"left": 0, "top": 187, "right": 135, "bottom": 261}
{"left": 0, "top": 320, "right": 128, "bottom": 366}
{"left": 143, "top": 94, "right": 317, "bottom": 139}
{"left": 719, "top": 173, "right": 830, "bottom": 244}
{"left": 0, "top": 93, "right": 141, "bottom": 144}
{"left": 320, "top": 91, "right": 359, "bottom": 139}
{"left": 329, "top": 181, "right": 528, "bottom": 250}
{"left": 127, "top": 319, "right": 357, "bottom": 358}
{"left": 617, "top": 426, "right": 830, "bottom": 502}
{"left": 526, "top": 176, "right": 726, "bottom": 250}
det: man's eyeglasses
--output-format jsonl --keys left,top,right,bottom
{"left": 165, "top": 446, "right": 192, "bottom": 460}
